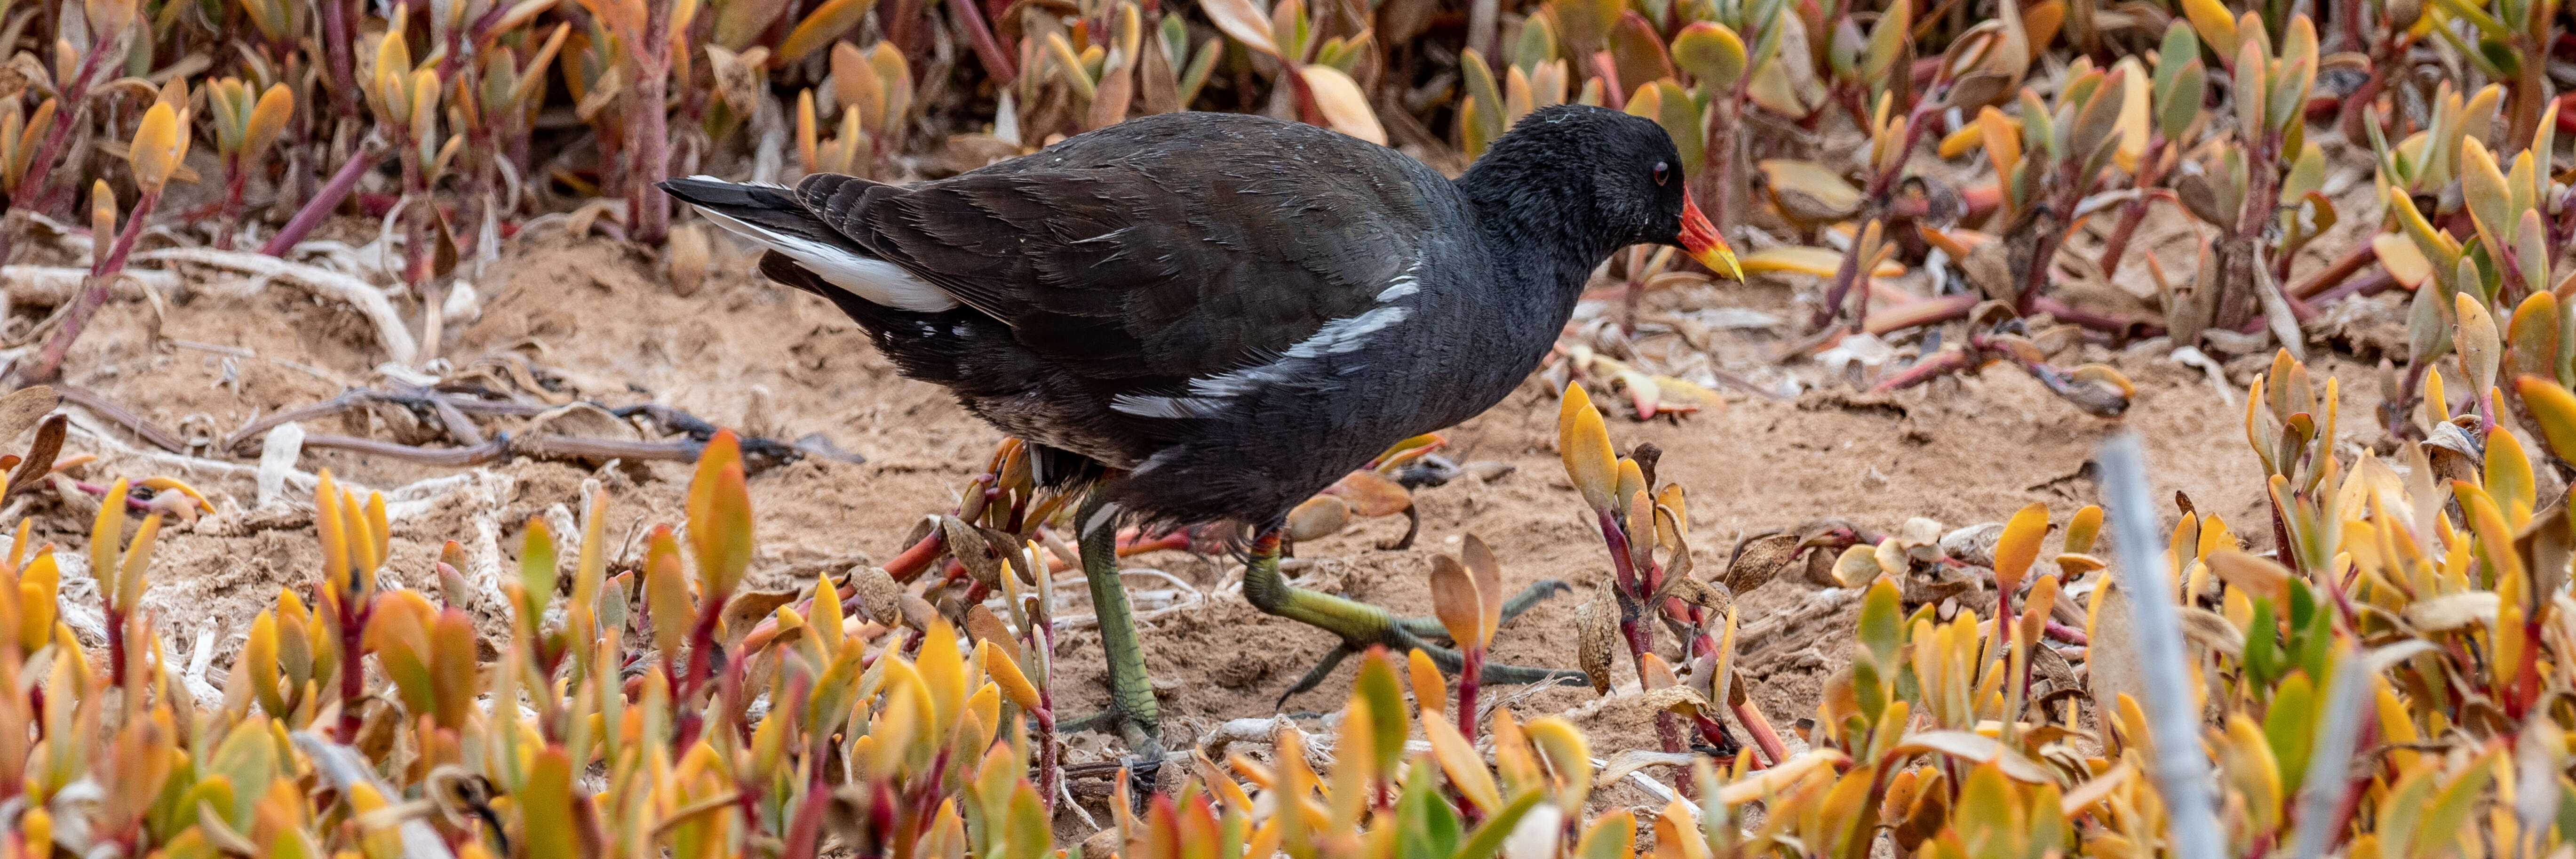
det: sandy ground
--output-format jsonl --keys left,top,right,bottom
{"left": 4, "top": 217, "right": 2377, "bottom": 818}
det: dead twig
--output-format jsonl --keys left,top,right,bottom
{"left": 57, "top": 385, "right": 190, "bottom": 453}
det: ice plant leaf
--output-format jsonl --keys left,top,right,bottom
{"left": 1201, "top": 0, "right": 1280, "bottom": 57}
{"left": 1429, "top": 554, "right": 1484, "bottom": 650}
{"left": 2455, "top": 291, "right": 2502, "bottom": 397}
{"left": 1298, "top": 66, "right": 1387, "bottom": 145}
{"left": 978, "top": 640, "right": 1044, "bottom": 713}
{"left": 1670, "top": 22, "right": 1747, "bottom": 92}
{"left": 1558, "top": 383, "right": 1616, "bottom": 511}
{"left": 2462, "top": 139, "right": 2514, "bottom": 255}
{"left": 772, "top": 0, "right": 875, "bottom": 64}
{"left": 685, "top": 430, "right": 753, "bottom": 601}
{"left": 2517, "top": 376, "right": 2576, "bottom": 464}
{"left": 1523, "top": 717, "right": 1594, "bottom": 809}
{"left": 1408, "top": 648, "right": 1446, "bottom": 716}
{"left": 1423, "top": 706, "right": 1503, "bottom": 811}
{"left": 91, "top": 478, "right": 128, "bottom": 607}
{"left": 519, "top": 747, "right": 579, "bottom": 859}
{"left": 1354, "top": 649, "right": 1408, "bottom": 777}
{"left": 1462, "top": 534, "right": 1503, "bottom": 646}
{"left": 644, "top": 525, "right": 691, "bottom": 655}
{"left": 1994, "top": 502, "right": 2050, "bottom": 593}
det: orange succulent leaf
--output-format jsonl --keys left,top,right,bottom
{"left": 1322, "top": 469, "right": 1411, "bottom": 517}
{"left": 1558, "top": 382, "right": 1617, "bottom": 511}
{"left": 685, "top": 430, "right": 753, "bottom": 600}
{"left": 1993, "top": 502, "right": 2051, "bottom": 590}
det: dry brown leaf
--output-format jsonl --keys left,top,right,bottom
{"left": 1427, "top": 554, "right": 1483, "bottom": 650}
{"left": 1574, "top": 595, "right": 1615, "bottom": 695}
{"left": 0, "top": 385, "right": 60, "bottom": 444}
{"left": 848, "top": 566, "right": 905, "bottom": 626}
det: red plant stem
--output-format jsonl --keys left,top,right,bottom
{"left": 323, "top": 0, "right": 362, "bottom": 122}
{"left": 2290, "top": 241, "right": 2379, "bottom": 299}
{"left": 2094, "top": 139, "right": 2168, "bottom": 276}
{"left": 2307, "top": 271, "right": 2401, "bottom": 307}
{"left": 1598, "top": 509, "right": 1685, "bottom": 753}
{"left": 1813, "top": 229, "right": 1871, "bottom": 331}
{"left": 23, "top": 186, "right": 161, "bottom": 384}
{"left": 104, "top": 608, "right": 125, "bottom": 689}
{"left": 12, "top": 44, "right": 112, "bottom": 218}
{"left": 262, "top": 145, "right": 382, "bottom": 256}
{"left": 2044, "top": 621, "right": 2088, "bottom": 645}
{"left": 671, "top": 596, "right": 726, "bottom": 753}
{"left": 1456, "top": 647, "right": 1483, "bottom": 740}
{"left": 1873, "top": 345, "right": 1982, "bottom": 392}
{"left": 217, "top": 156, "right": 250, "bottom": 251}
{"left": 337, "top": 595, "right": 368, "bottom": 744}
{"left": 953, "top": 0, "right": 1018, "bottom": 85}
{"left": 626, "top": 0, "right": 675, "bottom": 246}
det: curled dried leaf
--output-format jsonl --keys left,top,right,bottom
{"left": 1574, "top": 595, "right": 1616, "bottom": 695}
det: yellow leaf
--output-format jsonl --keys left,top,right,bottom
{"left": 1421, "top": 703, "right": 1502, "bottom": 811}
{"left": 2456, "top": 291, "right": 2502, "bottom": 397}
{"left": 2375, "top": 233, "right": 2432, "bottom": 287}
{"left": 1994, "top": 502, "right": 2050, "bottom": 591}
{"left": 773, "top": 0, "right": 875, "bottom": 64}
{"left": 1407, "top": 648, "right": 1445, "bottom": 717}
{"left": 1298, "top": 66, "right": 1386, "bottom": 145}
{"left": 1558, "top": 383, "right": 1616, "bottom": 512}
{"left": 977, "top": 640, "right": 1044, "bottom": 713}
{"left": 2181, "top": 0, "right": 2238, "bottom": 63}
{"left": 127, "top": 104, "right": 183, "bottom": 192}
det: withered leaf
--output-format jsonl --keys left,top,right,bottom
{"left": 847, "top": 566, "right": 905, "bottom": 626}
{"left": 6, "top": 414, "right": 64, "bottom": 498}
{"left": 939, "top": 515, "right": 1002, "bottom": 586}
{"left": 1725, "top": 532, "right": 1802, "bottom": 594}
{"left": 0, "top": 385, "right": 59, "bottom": 444}
{"left": 1574, "top": 594, "right": 1616, "bottom": 695}
{"left": 722, "top": 588, "right": 803, "bottom": 649}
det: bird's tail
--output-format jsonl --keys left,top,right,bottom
{"left": 654, "top": 176, "right": 849, "bottom": 252}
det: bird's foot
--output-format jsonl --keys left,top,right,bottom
{"left": 1058, "top": 704, "right": 1165, "bottom": 809}
{"left": 1242, "top": 528, "right": 1585, "bottom": 707}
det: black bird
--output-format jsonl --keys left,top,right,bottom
{"left": 660, "top": 104, "right": 1739, "bottom": 753}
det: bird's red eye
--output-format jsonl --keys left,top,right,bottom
{"left": 1653, "top": 162, "right": 1671, "bottom": 185}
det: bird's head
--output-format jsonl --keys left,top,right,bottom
{"left": 1466, "top": 104, "right": 1741, "bottom": 281}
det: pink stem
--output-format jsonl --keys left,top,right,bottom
{"left": 262, "top": 146, "right": 381, "bottom": 256}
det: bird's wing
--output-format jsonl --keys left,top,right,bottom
{"left": 799, "top": 120, "right": 1451, "bottom": 393}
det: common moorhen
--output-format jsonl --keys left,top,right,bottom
{"left": 660, "top": 104, "right": 1739, "bottom": 753}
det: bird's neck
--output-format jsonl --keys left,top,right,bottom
{"left": 1455, "top": 167, "right": 1614, "bottom": 305}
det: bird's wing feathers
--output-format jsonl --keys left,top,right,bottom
{"left": 808, "top": 120, "right": 1449, "bottom": 388}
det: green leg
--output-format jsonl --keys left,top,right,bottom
{"left": 1241, "top": 526, "right": 1586, "bottom": 704}
{"left": 1062, "top": 489, "right": 1164, "bottom": 763}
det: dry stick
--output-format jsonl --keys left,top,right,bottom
{"left": 57, "top": 386, "right": 189, "bottom": 453}
{"left": 2096, "top": 433, "right": 2224, "bottom": 859}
